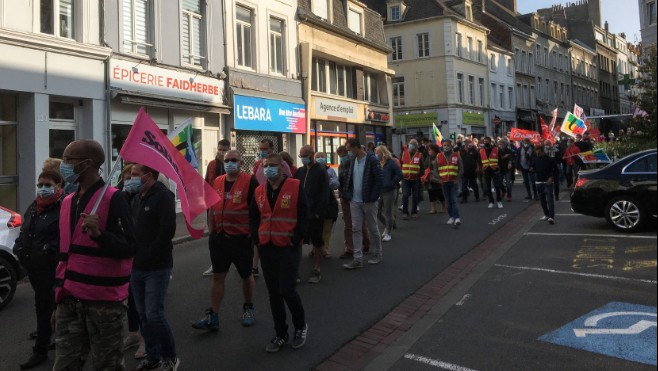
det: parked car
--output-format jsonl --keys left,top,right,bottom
{"left": 0, "top": 205, "right": 23, "bottom": 310}
{"left": 571, "top": 149, "right": 657, "bottom": 232}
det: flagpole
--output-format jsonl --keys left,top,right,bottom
{"left": 83, "top": 155, "right": 123, "bottom": 232}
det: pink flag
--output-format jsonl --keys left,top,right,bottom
{"left": 119, "top": 108, "right": 220, "bottom": 239}
{"left": 548, "top": 108, "right": 560, "bottom": 139}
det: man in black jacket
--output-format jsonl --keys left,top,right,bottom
{"left": 530, "top": 146, "right": 557, "bottom": 224}
{"left": 295, "top": 145, "right": 329, "bottom": 284}
{"left": 459, "top": 139, "right": 480, "bottom": 203}
{"left": 129, "top": 164, "right": 179, "bottom": 370}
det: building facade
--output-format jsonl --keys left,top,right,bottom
{"left": 0, "top": 0, "right": 110, "bottom": 211}
{"left": 639, "top": 0, "right": 657, "bottom": 48}
{"left": 487, "top": 41, "right": 515, "bottom": 137}
{"left": 104, "top": 0, "right": 230, "bottom": 181}
{"left": 298, "top": 0, "right": 393, "bottom": 163}
{"left": 569, "top": 39, "right": 600, "bottom": 116}
{"left": 595, "top": 24, "right": 620, "bottom": 115}
{"left": 224, "top": 0, "right": 305, "bottom": 171}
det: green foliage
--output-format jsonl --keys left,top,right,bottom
{"left": 595, "top": 136, "right": 657, "bottom": 160}
{"left": 631, "top": 46, "right": 657, "bottom": 139}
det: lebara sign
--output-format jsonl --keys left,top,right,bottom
{"left": 234, "top": 95, "right": 306, "bottom": 134}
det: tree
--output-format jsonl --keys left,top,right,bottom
{"left": 632, "top": 46, "right": 657, "bottom": 139}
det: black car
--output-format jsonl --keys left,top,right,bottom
{"left": 571, "top": 149, "right": 657, "bottom": 232}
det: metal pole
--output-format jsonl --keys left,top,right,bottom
{"left": 82, "top": 155, "right": 123, "bottom": 233}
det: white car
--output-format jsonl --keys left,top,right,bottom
{"left": 0, "top": 206, "right": 23, "bottom": 311}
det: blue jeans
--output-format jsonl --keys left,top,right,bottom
{"left": 131, "top": 268, "right": 176, "bottom": 362}
{"left": 521, "top": 169, "right": 537, "bottom": 198}
{"left": 537, "top": 183, "right": 555, "bottom": 218}
{"left": 442, "top": 181, "right": 460, "bottom": 219}
{"left": 402, "top": 179, "right": 420, "bottom": 215}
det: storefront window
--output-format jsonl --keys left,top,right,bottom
{"left": 311, "top": 121, "right": 356, "bottom": 166}
{"left": 0, "top": 93, "right": 18, "bottom": 210}
{"left": 49, "top": 129, "right": 75, "bottom": 158}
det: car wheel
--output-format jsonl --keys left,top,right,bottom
{"left": 605, "top": 196, "right": 645, "bottom": 233}
{"left": 0, "top": 256, "right": 18, "bottom": 310}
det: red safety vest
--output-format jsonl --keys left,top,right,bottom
{"left": 401, "top": 149, "right": 422, "bottom": 180}
{"left": 437, "top": 152, "right": 460, "bottom": 183}
{"left": 55, "top": 186, "right": 133, "bottom": 303}
{"left": 480, "top": 147, "right": 499, "bottom": 170}
{"left": 211, "top": 172, "right": 252, "bottom": 236}
{"left": 255, "top": 178, "right": 299, "bottom": 247}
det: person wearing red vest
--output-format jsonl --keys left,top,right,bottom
{"left": 400, "top": 139, "right": 425, "bottom": 219}
{"left": 249, "top": 153, "right": 308, "bottom": 353}
{"left": 480, "top": 136, "right": 504, "bottom": 209}
{"left": 53, "top": 140, "right": 136, "bottom": 371}
{"left": 193, "top": 150, "right": 259, "bottom": 332}
{"left": 437, "top": 139, "right": 462, "bottom": 226}
{"left": 202, "top": 139, "right": 230, "bottom": 278}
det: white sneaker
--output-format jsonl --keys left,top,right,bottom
{"left": 382, "top": 234, "right": 392, "bottom": 242}
{"left": 539, "top": 216, "right": 548, "bottom": 221}
{"left": 497, "top": 202, "right": 503, "bottom": 209}
{"left": 202, "top": 266, "right": 213, "bottom": 277}
{"left": 454, "top": 218, "right": 462, "bottom": 226}
{"left": 488, "top": 203, "right": 494, "bottom": 209}
{"left": 447, "top": 218, "right": 455, "bottom": 225}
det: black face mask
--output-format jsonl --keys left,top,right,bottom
{"left": 485, "top": 143, "right": 492, "bottom": 149}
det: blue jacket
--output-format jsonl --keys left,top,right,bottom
{"left": 341, "top": 153, "right": 383, "bottom": 203}
{"left": 381, "top": 159, "right": 403, "bottom": 192}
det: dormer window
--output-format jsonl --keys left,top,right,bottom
{"left": 312, "top": 0, "right": 328, "bottom": 20}
{"left": 390, "top": 5, "right": 401, "bottom": 21}
{"left": 348, "top": 8, "right": 362, "bottom": 35}
{"left": 465, "top": 5, "right": 472, "bottom": 21}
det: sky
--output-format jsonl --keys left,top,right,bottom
{"left": 516, "top": 0, "right": 642, "bottom": 43}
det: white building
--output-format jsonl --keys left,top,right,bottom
{"left": 638, "top": 0, "right": 657, "bottom": 49}
{"left": 0, "top": 0, "right": 110, "bottom": 211}
{"left": 486, "top": 41, "right": 515, "bottom": 137}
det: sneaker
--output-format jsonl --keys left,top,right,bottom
{"left": 339, "top": 252, "right": 353, "bottom": 259}
{"left": 343, "top": 260, "right": 363, "bottom": 270}
{"left": 367, "top": 256, "right": 382, "bottom": 265}
{"left": 20, "top": 352, "right": 48, "bottom": 370}
{"left": 497, "top": 202, "right": 503, "bottom": 209}
{"left": 446, "top": 218, "right": 454, "bottom": 225}
{"left": 242, "top": 306, "right": 255, "bottom": 327}
{"left": 307, "top": 269, "right": 322, "bottom": 284}
{"left": 488, "top": 203, "right": 494, "bottom": 209}
{"left": 134, "top": 343, "right": 147, "bottom": 359}
{"left": 548, "top": 218, "right": 555, "bottom": 224}
{"left": 382, "top": 234, "right": 392, "bottom": 242}
{"left": 192, "top": 308, "right": 219, "bottom": 331}
{"left": 539, "top": 216, "right": 548, "bottom": 221}
{"left": 161, "top": 357, "right": 180, "bottom": 371}
{"left": 202, "top": 266, "right": 213, "bottom": 277}
{"left": 131, "top": 359, "right": 161, "bottom": 371}
{"left": 292, "top": 324, "right": 308, "bottom": 350}
{"left": 123, "top": 333, "right": 141, "bottom": 351}
{"left": 266, "top": 334, "right": 289, "bottom": 353}
{"left": 252, "top": 267, "right": 259, "bottom": 277}
{"left": 454, "top": 218, "right": 462, "bottom": 226}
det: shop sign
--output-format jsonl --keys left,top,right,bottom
{"left": 110, "top": 59, "right": 224, "bottom": 104}
{"left": 394, "top": 112, "right": 438, "bottom": 128}
{"left": 314, "top": 97, "right": 358, "bottom": 119}
{"left": 462, "top": 111, "right": 485, "bottom": 126}
{"left": 367, "top": 110, "right": 390, "bottom": 123}
{"left": 234, "top": 95, "right": 306, "bottom": 134}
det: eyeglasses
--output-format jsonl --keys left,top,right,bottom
{"left": 298, "top": 154, "right": 312, "bottom": 158}
{"left": 264, "top": 163, "right": 280, "bottom": 168}
{"left": 36, "top": 183, "right": 55, "bottom": 188}
{"left": 224, "top": 158, "right": 239, "bottom": 163}
{"left": 62, "top": 157, "right": 87, "bottom": 164}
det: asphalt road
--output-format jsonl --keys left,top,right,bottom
{"left": 382, "top": 199, "right": 657, "bottom": 371}
{"left": 0, "top": 188, "right": 531, "bottom": 371}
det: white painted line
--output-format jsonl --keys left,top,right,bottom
{"left": 404, "top": 354, "right": 478, "bottom": 371}
{"left": 524, "top": 232, "right": 657, "bottom": 239}
{"left": 455, "top": 294, "right": 471, "bottom": 306}
{"left": 554, "top": 213, "right": 585, "bottom": 216}
{"left": 494, "top": 264, "right": 658, "bottom": 285}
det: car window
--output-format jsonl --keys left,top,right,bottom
{"left": 624, "top": 153, "right": 657, "bottom": 173}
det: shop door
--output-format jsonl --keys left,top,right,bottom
{"left": 235, "top": 132, "right": 281, "bottom": 174}
{"left": 0, "top": 93, "right": 18, "bottom": 210}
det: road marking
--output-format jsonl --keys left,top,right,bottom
{"left": 494, "top": 264, "right": 657, "bottom": 284}
{"left": 554, "top": 213, "right": 585, "bottom": 216}
{"left": 455, "top": 294, "right": 471, "bottom": 306}
{"left": 488, "top": 214, "right": 507, "bottom": 225}
{"left": 404, "top": 353, "right": 477, "bottom": 371}
{"left": 525, "top": 232, "right": 657, "bottom": 239}
{"left": 574, "top": 312, "right": 657, "bottom": 337}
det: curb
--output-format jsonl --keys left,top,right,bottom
{"left": 172, "top": 231, "right": 209, "bottom": 246}
{"left": 315, "top": 203, "right": 542, "bottom": 371}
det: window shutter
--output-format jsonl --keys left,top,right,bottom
{"left": 182, "top": 15, "right": 191, "bottom": 62}
{"left": 135, "top": 0, "right": 149, "bottom": 54}
{"left": 192, "top": 16, "right": 202, "bottom": 65}
{"left": 122, "top": 0, "right": 133, "bottom": 51}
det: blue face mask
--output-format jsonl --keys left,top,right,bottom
{"left": 316, "top": 158, "right": 326, "bottom": 166}
{"left": 224, "top": 161, "right": 239, "bottom": 174}
{"left": 408, "top": 144, "right": 416, "bottom": 151}
{"left": 301, "top": 157, "right": 312, "bottom": 166}
{"left": 260, "top": 150, "right": 269, "bottom": 159}
{"left": 123, "top": 177, "right": 142, "bottom": 194}
{"left": 375, "top": 154, "right": 381, "bottom": 161}
{"left": 264, "top": 166, "right": 279, "bottom": 180}
{"left": 36, "top": 186, "right": 55, "bottom": 198}
{"left": 59, "top": 162, "right": 80, "bottom": 184}
{"left": 340, "top": 156, "right": 349, "bottom": 163}
{"left": 347, "top": 151, "right": 356, "bottom": 159}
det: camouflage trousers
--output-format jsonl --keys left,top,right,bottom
{"left": 53, "top": 298, "right": 127, "bottom": 371}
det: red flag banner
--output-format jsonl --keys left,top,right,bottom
{"left": 510, "top": 128, "right": 542, "bottom": 144}
{"left": 119, "top": 108, "right": 220, "bottom": 239}
{"left": 540, "top": 117, "right": 554, "bottom": 145}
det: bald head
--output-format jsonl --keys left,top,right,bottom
{"left": 63, "top": 139, "right": 105, "bottom": 168}
{"left": 224, "top": 149, "right": 241, "bottom": 160}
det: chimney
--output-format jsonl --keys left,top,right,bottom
{"left": 604, "top": 20, "right": 608, "bottom": 32}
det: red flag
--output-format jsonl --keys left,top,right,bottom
{"left": 119, "top": 108, "right": 220, "bottom": 239}
{"left": 510, "top": 128, "right": 542, "bottom": 144}
{"left": 540, "top": 117, "right": 554, "bottom": 145}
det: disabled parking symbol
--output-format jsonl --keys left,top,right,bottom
{"left": 539, "top": 302, "right": 657, "bottom": 365}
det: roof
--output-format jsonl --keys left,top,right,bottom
{"left": 483, "top": 0, "right": 534, "bottom": 37}
{"left": 570, "top": 39, "right": 597, "bottom": 54}
{"left": 363, "top": 0, "right": 484, "bottom": 27}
